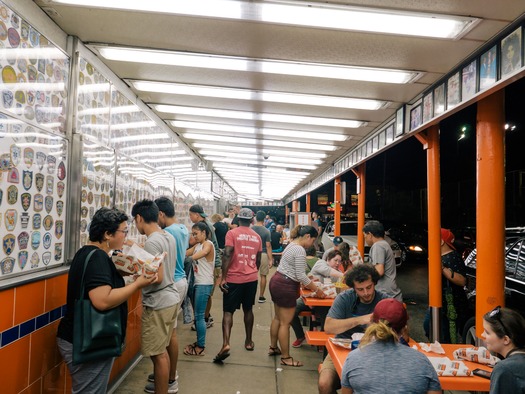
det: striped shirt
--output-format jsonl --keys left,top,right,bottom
{"left": 277, "top": 243, "right": 311, "bottom": 286}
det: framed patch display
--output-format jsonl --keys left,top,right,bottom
{"left": 395, "top": 107, "right": 404, "bottom": 137}
{"left": 480, "top": 46, "right": 497, "bottom": 90}
{"left": 378, "top": 130, "right": 386, "bottom": 149}
{"left": 385, "top": 124, "right": 394, "bottom": 143}
{"left": 410, "top": 104, "right": 422, "bottom": 131}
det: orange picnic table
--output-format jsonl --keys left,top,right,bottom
{"left": 326, "top": 340, "right": 491, "bottom": 392}
{"left": 300, "top": 288, "right": 336, "bottom": 307}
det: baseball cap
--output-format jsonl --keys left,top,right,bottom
{"left": 189, "top": 204, "right": 207, "bottom": 218}
{"left": 372, "top": 298, "right": 408, "bottom": 331}
{"left": 333, "top": 236, "right": 344, "bottom": 245}
{"left": 238, "top": 208, "right": 254, "bottom": 220}
{"left": 441, "top": 228, "right": 456, "bottom": 250}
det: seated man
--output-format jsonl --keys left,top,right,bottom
{"left": 318, "top": 264, "right": 389, "bottom": 394}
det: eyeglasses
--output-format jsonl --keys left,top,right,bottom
{"left": 489, "top": 306, "right": 510, "bottom": 337}
{"left": 116, "top": 229, "right": 129, "bottom": 235}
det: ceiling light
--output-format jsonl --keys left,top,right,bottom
{"left": 171, "top": 120, "right": 347, "bottom": 141}
{"left": 198, "top": 150, "right": 323, "bottom": 164}
{"left": 133, "top": 80, "right": 386, "bottom": 110}
{"left": 183, "top": 133, "right": 337, "bottom": 150}
{"left": 190, "top": 143, "right": 330, "bottom": 158}
{"left": 204, "top": 156, "right": 317, "bottom": 170}
{"left": 160, "top": 105, "right": 365, "bottom": 129}
{"left": 95, "top": 46, "right": 420, "bottom": 84}
{"left": 110, "top": 133, "right": 168, "bottom": 142}
{"left": 58, "top": 0, "right": 478, "bottom": 39}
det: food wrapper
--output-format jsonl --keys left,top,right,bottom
{"left": 321, "top": 283, "right": 337, "bottom": 298}
{"left": 427, "top": 357, "right": 472, "bottom": 377}
{"left": 453, "top": 346, "right": 500, "bottom": 367}
{"left": 112, "top": 243, "right": 166, "bottom": 278}
{"left": 419, "top": 341, "right": 446, "bottom": 354}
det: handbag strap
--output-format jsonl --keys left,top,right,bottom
{"left": 79, "top": 248, "right": 98, "bottom": 299}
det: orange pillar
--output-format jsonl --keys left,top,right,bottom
{"left": 352, "top": 164, "right": 366, "bottom": 258}
{"left": 476, "top": 91, "right": 505, "bottom": 338}
{"left": 306, "top": 193, "right": 311, "bottom": 214}
{"left": 426, "top": 125, "right": 443, "bottom": 341}
{"left": 285, "top": 205, "right": 290, "bottom": 224}
{"left": 334, "top": 177, "right": 341, "bottom": 236}
{"left": 292, "top": 200, "right": 298, "bottom": 212}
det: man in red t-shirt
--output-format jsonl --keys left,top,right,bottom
{"left": 213, "top": 208, "right": 262, "bottom": 363}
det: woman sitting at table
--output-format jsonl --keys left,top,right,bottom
{"left": 338, "top": 242, "right": 364, "bottom": 272}
{"left": 290, "top": 250, "right": 344, "bottom": 348}
{"left": 482, "top": 306, "right": 525, "bottom": 394}
{"left": 269, "top": 225, "right": 325, "bottom": 367}
{"left": 341, "top": 298, "right": 441, "bottom": 394}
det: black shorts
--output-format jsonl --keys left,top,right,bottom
{"left": 222, "top": 280, "right": 258, "bottom": 313}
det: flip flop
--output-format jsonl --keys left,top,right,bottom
{"left": 184, "top": 343, "right": 205, "bottom": 356}
{"left": 245, "top": 341, "right": 255, "bottom": 351}
{"left": 213, "top": 348, "right": 230, "bottom": 363}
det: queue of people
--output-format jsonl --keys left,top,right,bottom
{"left": 56, "top": 203, "right": 525, "bottom": 394}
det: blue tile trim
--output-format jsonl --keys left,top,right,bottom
{"left": 20, "top": 319, "right": 36, "bottom": 338}
{"left": 1, "top": 326, "right": 19, "bottom": 347}
{"left": 0, "top": 304, "right": 67, "bottom": 348}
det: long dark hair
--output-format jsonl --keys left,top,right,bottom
{"left": 192, "top": 221, "right": 210, "bottom": 240}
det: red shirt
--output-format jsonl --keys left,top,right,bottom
{"left": 224, "top": 226, "right": 262, "bottom": 283}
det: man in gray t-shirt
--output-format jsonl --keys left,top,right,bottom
{"left": 132, "top": 200, "right": 179, "bottom": 394}
{"left": 319, "top": 264, "right": 389, "bottom": 394}
{"left": 364, "top": 220, "right": 402, "bottom": 302}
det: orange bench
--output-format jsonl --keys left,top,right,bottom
{"left": 305, "top": 330, "right": 334, "bottom": 346}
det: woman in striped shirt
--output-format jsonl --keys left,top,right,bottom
{"left": 269, "top": 225, "right": 326, "bottom": 367}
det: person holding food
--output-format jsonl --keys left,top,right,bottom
{"left": 183, "top": 222, "right": 215, "bottom": 356}
{"left": 56, "top": 207, "right": 156, "bottom": 394}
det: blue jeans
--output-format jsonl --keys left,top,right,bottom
{"left": 194, "top": 284, "right": 213, "bottom": 348}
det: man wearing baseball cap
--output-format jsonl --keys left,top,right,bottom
{"left": 341, "top": 298, "right": 441, "bottom": 394}
{"left": 322, "top": 236, "right": 344, "bottom": 260}
{"left": 425, "top": 228, "right": 469, "bottom": 343}
{"left": 213, "top": 208, "right": 262, "bottom": 363}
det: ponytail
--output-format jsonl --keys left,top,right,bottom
{"left": 360, "top": 320, "right": 398, "bottom": 348}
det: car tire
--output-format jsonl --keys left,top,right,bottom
{"left": 462, "top": 316, "right": 477, "bottom": 345}
{"left": 395, "top": 256, "right": 402, "bottom": 268}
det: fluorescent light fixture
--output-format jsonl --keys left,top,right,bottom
{"left": 58, "top": 0, "right": 478, "bottom": 39}
{"left": 183, "top": 133, "right": 337, "bottom": 151}
{"left": 110, "top": 133, "right": 168, "bottom": 143}
{"left": 204, "top": 156, "right": 317, "bottom": 170}
{"left": 133, "top": 80, "right": 386, "bottom": 110}
{"left": 119, "top": 143, "right": 180, "bottom": 151}
{"left": 130, "top": 150, "right": 187, "bottom": 158}
{"left": 96, "top": 46, "right": 419, "bottom": 84}
{"left": 171, "top": 120, "right": 347, "bottom": 141}
{"left": 78, "top": 105, "right": 140, "bottom": 116}
{"left": 213, "top": 163, "right": 309, "bottom": 176}
{"left": 194, "top": 143, "right": 327, "bottom": 158}
{"left": 159, "top": 105, "right": 365, "bottom": 129}
{"left": 203, "top": 151, "right": 322, "bottom": 165}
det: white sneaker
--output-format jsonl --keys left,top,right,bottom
{"left": 144, "top": 380, "right": 178, "bottom": 393}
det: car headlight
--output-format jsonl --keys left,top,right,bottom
{"left": 408, "top": 245, "right": 424, "bottom": 252}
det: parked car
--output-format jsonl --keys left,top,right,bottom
{"left": 321, "top": 220, "right": 403, "bottom": 267}
{"left": 461, "top": 228, "right": 525, "bottom": 344}
{"left": 386, "top": 224, "right": 428, "bottom": 263}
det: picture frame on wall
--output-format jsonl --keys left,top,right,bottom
{"left": 386, "top": 124, "right": 394, "bottom": 143}
{"left": 447, "top": 71, "right": 461, "bottom": 109}
{"left": 462, "top": 59, "right": 477, "bottom": 100}
{"left": 372, "top": 135, "right": 379, "bottom": 152}
{"left": 501, "top": 27, "right": 522, "bottom": 78}
{"left": 480, "top": 45, "right": 497, "bottom": 90}
{"left": 395, "top": 106, "right": 404, "bottom": 137}
{"left": 410, "top": 104, "right": 422, "bottom": 131}
{"left": 434, "top": 83, "right": 445, "bottom": 116}
{"left": 422, "top": 92, "right": 433, "bottom": 123}
{"left": 378, "top": 130, "right": 386, "bottom": 148}
{"left": 366, "top": 139, "right": 373, "bottom": 155}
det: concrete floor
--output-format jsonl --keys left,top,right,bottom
{"left": 111, "top": 262, "right": 478, "bottom": 393}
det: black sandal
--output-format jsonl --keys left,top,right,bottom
{"left": 268, "top": 346, "right": 281, "bottom": 356}
{"left": 280, "top": 356, "right": 303, "bottom": 367}
{"left": 184, "top": 343, "right": 205, "bottom": 356}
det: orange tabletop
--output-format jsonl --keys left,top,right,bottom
{"left": 326, "top": 341, "right": 491, "bottom": 392}
{"left": 300, "top": 289, "right": 335, "bottom": 307}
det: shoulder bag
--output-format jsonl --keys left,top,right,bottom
{"left": 72, "top": 249, "right": 123, "bottom": 365}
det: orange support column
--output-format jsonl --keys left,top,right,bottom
{"left": 476, "top": 91, "right": 505, "bottom": 338}
{"left": 425, "top": 125, "right": 443, "bottom": 341}
{"left": 285, "top": 205, "right": 290, "bottom": 225}
{"left": 292, "top": 200, "right": 298, "bottom": 213}
{"left": 352, "top": 164, "right": 366, "bottom": 258}
{"left": 306, "top": 193, "right": 311, "bottom": 214}
{"left": 334, "top": 177, "right": 341, "bottom": 236}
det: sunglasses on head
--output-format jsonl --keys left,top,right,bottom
{"left": 489, "top": 306, "right": 510, "bottom": 338}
